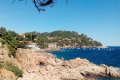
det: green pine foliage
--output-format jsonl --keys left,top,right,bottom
{"left": 0, "top": 27, "right": 102, "bottom": 52}
{"left": 36, "top": 35, "right": 48, "bottom": 49}
{"left": 47, "top": 30, "right": 102, "bottom": 47}
{"left": 23, "top": 30, "right": 102, "bottom": 48}
{"left": 0, "top": 27, "right": 25, "bottom": 57}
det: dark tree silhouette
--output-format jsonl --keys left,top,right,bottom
{"left": 33, "top": 0, "right": 54, "bottom": 12}
{"left": 19, "top": 0, "right": 68, "bottom": 12}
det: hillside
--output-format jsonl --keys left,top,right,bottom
{"left": 25, "top": 30, "right": 102, "bottom": 48}
{"left": 0, "top": 27, "right": 102, "bottom": 54}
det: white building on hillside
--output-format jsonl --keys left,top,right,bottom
{"left": 26, "top": 43, "right": 39, "bottom": 49}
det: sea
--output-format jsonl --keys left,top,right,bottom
{"left": 49, "top": 46, "right": 120, "bottom": 80}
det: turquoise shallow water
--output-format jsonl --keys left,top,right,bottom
{"left": 49, "top": 46, "right": 120, "bottom": 80}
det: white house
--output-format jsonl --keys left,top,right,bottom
{"left": 26, "top": 43, "right": 39, "bottom": 49}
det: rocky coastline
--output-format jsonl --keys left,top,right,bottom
{"left": 0, "top": 47, "right": 120, "bottom": 80}
{"left": 43, "top": 45, "right": 108, "bottom": 52}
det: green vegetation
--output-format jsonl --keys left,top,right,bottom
{"left": 0, "top": 62, "right": 4, "bottom": 68}
{"left": 36, "top": 35, "right": 48, "bottom": 49}
{"left": 0, "top": 62, "right": 23, "bottom": 77}
{"left": 0, "top": 27, "right": 25, "bottom": 57}
{"left": 0, "top": 27, "right": 102, "bottom": 50}
{"left": 24, "top": 30, "right": 102, "bottom": 48}
{"left": 24, "top": 32, "right": 38, "bottom": 42}
{"left": 4, "top": 62, "right": 23, "bottom": 77}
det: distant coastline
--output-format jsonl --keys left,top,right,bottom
{"left": 44, "top": 45, "right": 108, "bottom": 53}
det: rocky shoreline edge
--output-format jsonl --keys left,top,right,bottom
{"left": 41, "top": 45, "right": 108, "bottom": 52}
{"left": 0, "top": 48, "right": 120, "bottom": 80}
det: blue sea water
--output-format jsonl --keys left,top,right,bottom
{"left": 50, "top": 46, "right": 120, "bottom": 68}
{"left": 49, "top": 46, "right": 120, "bottom": 80}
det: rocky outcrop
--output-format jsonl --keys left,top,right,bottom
{"left": 100, "top": 64, "right": 120, "bottom": 78}
{"left": 15, "top": 49, "right": 120, "bottom": 80}
{"left": 1, "top": 47, "right": 120, "bottom": 80}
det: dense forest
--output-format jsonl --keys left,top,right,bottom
{"left": 24, "top": 30, "right": 102, "bottom": 48}
{"left": 0, "top": 27, "right": 102, "bottom": 57}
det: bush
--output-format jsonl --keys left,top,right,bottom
{"left": 4, "top": 62, "right": 23, "bottom": 77}
{"left": 17, "top": 42, "right": 25, "bottom": 48}
{"left": 0, "top": 62, "right": 4, "bottom": 68}
{"left": 0, "top": 38, "right": 6, "bottom": 45}
{"left": 8, "top": 46, "right": 17, "bottom": 57}
{"left": 0, "top": 62, "right": 23, "bottom": 77}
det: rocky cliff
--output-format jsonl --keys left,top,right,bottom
{"left": 16, "top": 49, "right": 120, "bottom": 80}
{"left": 0, "top": 47, "right": 120, "bottom": 80}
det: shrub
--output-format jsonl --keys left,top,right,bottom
{"left": 0, "top": 62, "right": 23, "bottom": 77}
{"left": 8, "top": 46, "right": 17, "bottom": 57}
{"left": 4, "top": 62, "right": 23, "bottom": 77}
{"left": 0, "top": 62, "right": 4, "bottom": 68}
{"left": 0, "top": 38, "right": 6, "bottom": 45}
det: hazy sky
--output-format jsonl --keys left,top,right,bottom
{"left": 0, "top": 0, "right": 120, "bottom": 46}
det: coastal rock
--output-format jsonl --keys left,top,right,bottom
{"left": 1, "top": 48, "right": 120, "bottom": 80}
{"left": 100, "top": 64, "right": 120, "bottom": 78}
{"left": 0, "top": 68, "right": 17, "bottom": 80}
{"left": 106, "top": 67, "right": 120, "bottom": 78}
{"left": 60, "top": 72, "right": 85, "bottom": 80}
{"left": 61, "top": 58, "right": 94, "bottom": 68}
{"left": 46, "top": 56, "right": 57, "bottom": 66}
{"left": 17, "top": 49, "right": 120, "bottom": 80}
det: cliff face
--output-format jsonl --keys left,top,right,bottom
{"left": 16, "top": 49, "right": 120, "bottom": 80}
{"left": 1, "top": 47, "right": 120, "bottom": 80}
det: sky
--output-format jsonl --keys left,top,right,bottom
{"left": 0, "top": 0, "right": 120, "bottom": 46}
